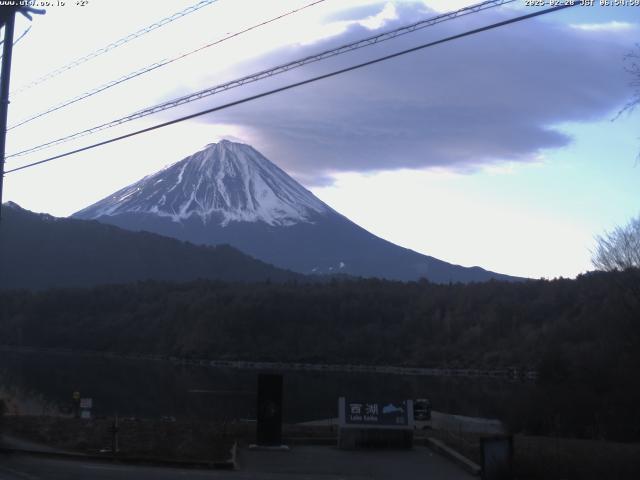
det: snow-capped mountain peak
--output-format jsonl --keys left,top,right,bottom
{"left": 75, "top": 140, "right": 330, "bottom": 227}
{"left": 71, "top": 140, "right": 518, "bottom": 283}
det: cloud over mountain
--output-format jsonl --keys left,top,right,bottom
{"left": 179, "top": 2, "right": 633, "bottom": 184}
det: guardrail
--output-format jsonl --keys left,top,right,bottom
{"left": 0, "top": 345, "right": 538, "bottom": 381}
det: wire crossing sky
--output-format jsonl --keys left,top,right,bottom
{"left": 6, "top": 0, "right": 515, "bottom": 159}
{"left": 3, "top": 0, "right": 638, "bottom": 279}
{"left": 5, "top": 3, "right": 577, "bottom": 175}
{"left": 9, "top": 0, "right": 218, "bottom": 97}
{"left": 8, "top": 0, "right": 330, "bottom": 131}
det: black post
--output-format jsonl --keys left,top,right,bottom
{"left": 256, "top": 373, "right": 283, "bottom": 446}
{"left": 111, "top": 413, "right": 119, "bottom": 456}
{"left": 0, "top": 9, "right": 16, "bottom": 222}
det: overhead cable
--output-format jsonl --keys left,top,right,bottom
{"left": 5, "top": 3, "right": 578, "bottom": 175}
{"left": 10, "top": 0, "right": 218, "bottom": 96}
{"left": 8, "top": 0, "right": 328, "bottom": 131}
{"left": 7, "top": 0, "right": 516, "bottom": 157}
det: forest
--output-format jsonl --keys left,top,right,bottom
{"left": 0, "top": 203, "right": 302, "bottom": 290}
{"left": 0, "top": 269, "right": 639, "bottom": 441}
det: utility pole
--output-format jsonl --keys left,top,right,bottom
{"left": 0, "top": 8, "right": 16, "bottom": 222}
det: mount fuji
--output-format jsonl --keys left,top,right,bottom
{"left": 74, "top": 140, "right": 517, "bottom": 283}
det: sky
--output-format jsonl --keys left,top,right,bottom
{"left": 2, "top": 0, "right": 639, "bottom": 279}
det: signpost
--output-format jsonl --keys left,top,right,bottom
{"left": 79, "top": 398, "right": 92, "bottom": 419}
{"left": 72, "top": 391, "right": 80, "bottom": 418}
{"left": 344, "top": 400, "right": 410, "bottom": 426}
{"left": 338, "top": 397, "right": 414, "bottom": 449}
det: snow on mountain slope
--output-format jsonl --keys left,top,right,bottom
{"left": 75, "top": 140, "right": 330, "bottom": 227}
{"left": 73, "top": 140, "right": 521, "bottom": 283}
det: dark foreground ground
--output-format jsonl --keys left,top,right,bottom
{"left": 0, "top": 416, "right": 474, "bottom": 479}
{"left": 430, "top": 429, "right": 640, "bottom": 479}
{"left": 1, "top": 416, "right": 236, "bottom": 462}
{"left": 0, "top": 446, "right": 475, "bottom": 480}
{"left": 2, "top": 416, "right": 640, "bottom": 479}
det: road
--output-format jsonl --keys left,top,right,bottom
{"left": 0, "top": 446, "right": 475, "bottom": 479}
{"left": 0, "top": 454, "right": 246, "bottom": 480}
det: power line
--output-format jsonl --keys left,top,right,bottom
{"left": 7, "top": 0, "right": 499, "bottom": 133}
{"left": 0, "top": 4, "right": 43, "bottom": 220}
{"left": 8, "top": 60, "right": 170, "bottom": 131}
{"left": 7, "top": 0, "right": 515, "bottom": 158}
{"left": 0, "top": 24, "right": 30, "bottom": 47}
{"left": 5, "top": 3, "right": 577, "bottom": 175}
{"left": 9, "top": 0, "right": 218, "bottom": 97}
{"left": 11, "top": 24, "right": 30, "bottom": 46}
{"left": 0, "top": 4, "right": 44, "bottom": 55}
{"left": 0, "top": 24, "right": 30, "bottom": 61}
{"left": 8, "top": 0, "right": 328, "bottom": 131}
{"left": 0, "top": 8, "right": 16, "bottom": 220}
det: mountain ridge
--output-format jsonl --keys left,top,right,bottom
{"left": 74, "top": 140, "right": 331, "bottom": 227}
{"left": 0, "top": 202, "right": 303, "bottom": 290}
{"left": 73, "top": 140, "right": 522, "bottom": 283}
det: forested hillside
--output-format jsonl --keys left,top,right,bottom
{"left": 0, "top": 203, "right": 302, "bottom": 289}
{"left": 0, "top": 271, "right": 638, "bottom": 370}
{"left": 1, "top": 270, "right": 639, "bottom": 440}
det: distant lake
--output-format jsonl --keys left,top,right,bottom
{"left": 0, "top": 350, "right": 533, "bottom": 423}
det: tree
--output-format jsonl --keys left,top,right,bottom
{"left": 0, "top": 398, "right": 5, "bottom": 430}
{"left": 592, "top": 214, "right": 640, "bottom": 271}
{"left": 618, "top": 44, "right": 640, "bottom": 118}
{"left": 616, "top": 44, "right": 640, "bottom": 163}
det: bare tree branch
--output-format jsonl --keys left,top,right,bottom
{"left": 615, "top": 44, "right": 640, "bottom": 119}
{"left": 592, "top": 214, "right": 640, "bottom": 271}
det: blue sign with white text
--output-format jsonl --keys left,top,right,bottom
{"left": 345, "top": 400, "right": 408, "bottom": 426}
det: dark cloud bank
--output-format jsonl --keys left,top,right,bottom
{"left": 185, "top": 3, "right": 633, "bottom": 184}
